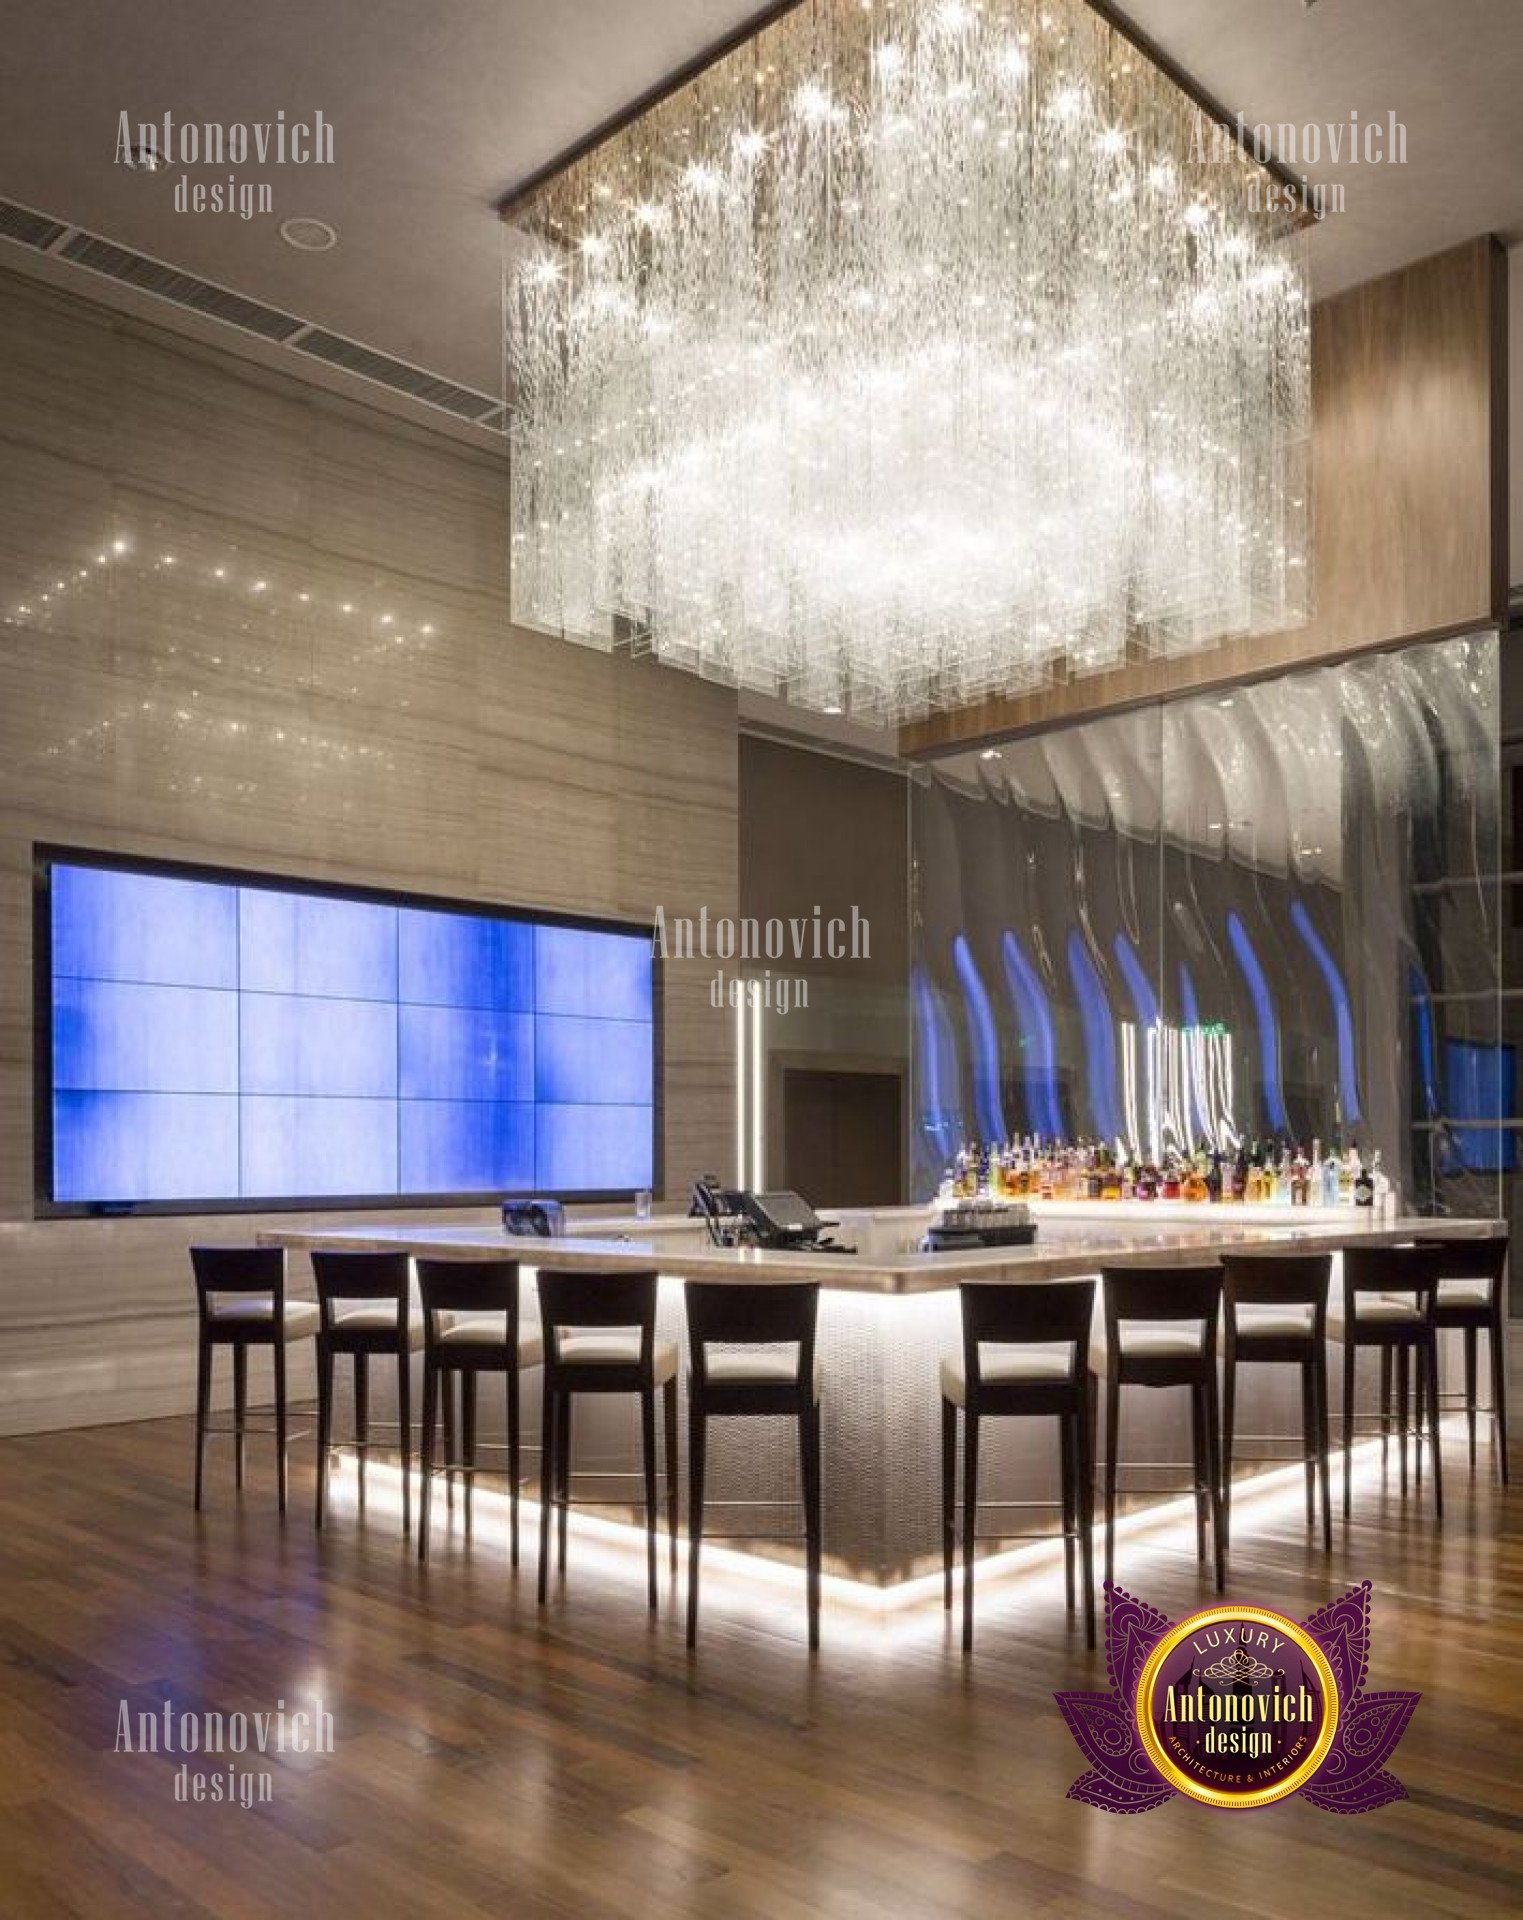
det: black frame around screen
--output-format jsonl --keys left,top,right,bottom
{"left": 32, "top": 845, "right": 664, "bottom": 1219}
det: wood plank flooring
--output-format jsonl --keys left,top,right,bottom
{"left": 0, "top": 1403, "right": 1518, "bottom": 1919}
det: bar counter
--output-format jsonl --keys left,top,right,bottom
{"left": 260, "top": 1205, "right": 1502, "bottom": 1585}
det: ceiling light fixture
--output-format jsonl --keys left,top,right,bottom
{"left": 279, "top": 216, "right": 339, "bottom": 253}
{"left": 503, "top": 0, "right": 1310, "bottom": 722}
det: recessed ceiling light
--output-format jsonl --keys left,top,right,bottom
{"left": 279, "top": 216, "right": 338, "bottom": 253}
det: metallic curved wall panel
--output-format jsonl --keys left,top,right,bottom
{"left": 910, "top": 633, "right": 1501, "bottom": 1217}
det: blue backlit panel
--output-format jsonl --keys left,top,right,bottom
{"left": 46, "top": 859, "right": 655, "bottom": 1205}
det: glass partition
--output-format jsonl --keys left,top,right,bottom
{"left": 910, "top": 632, "right": 1502, "bottom": 1220}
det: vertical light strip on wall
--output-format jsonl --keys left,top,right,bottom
{"left": 735, "top": 994, "right": 748, "bottom": 1187}
{"left": 750, "top": 990, "right": 765, "bottom": 1191}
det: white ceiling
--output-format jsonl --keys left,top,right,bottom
{"left": 0, "top": 0, "right": 1520, "bottom": 399}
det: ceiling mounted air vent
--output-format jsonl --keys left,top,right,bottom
{"left": 0, "top": 195, "right": 503, "bottom": 433}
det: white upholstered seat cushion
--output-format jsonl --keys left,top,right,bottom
{"left": 1089, "top": 1324, "right": 1209, "bottom": 1372}
{"left": 207, "top": 1297, "right": 319, "bottom": 1341}
{"left": 1437, "top": 1280, "right": 1492, "bottom": 1310}
{"left": 1231, "top": 1303, "right": 1317, "bottom": 1339}
{"left": 702, "top": 1349, "right": 822, "bottom": 1395}
{"left": 555, "top": 1333, "right": 678, "bottom": 1383}
{"left": 1327, "top": 1294, "right": 1423, "bottom": 1337}
{"left": 940, "top": 1346, "right": 1074, "bottom": 1406}
{"left": 436, "top": 1319, "right": 544, "bottom": 1367}
{"left": 330, "top": 1305, "right": 425, "bottom": 1350}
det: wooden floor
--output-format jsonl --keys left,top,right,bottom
{"left": 0, "top": 1405, "right": 1519, "bottom": 1920}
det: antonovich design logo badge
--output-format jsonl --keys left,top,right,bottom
{"left": 1056, "top": 1580, "right": 1419, "bottom": 1814}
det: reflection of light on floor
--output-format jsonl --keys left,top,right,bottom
{"left": 322, "top": 1418, "right": 1468, "bottom": 1638}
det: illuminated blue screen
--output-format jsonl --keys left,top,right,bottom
{"left": 48, "top": 862, "right": 655, "bottom": 1204}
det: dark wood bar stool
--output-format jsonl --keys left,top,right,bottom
{"left": 1097, "top": 1265, "right": 1225, "bottom": 1593}
{"left": 941, "top": 1278, "right": 1096, "bottom": 1653}
{"left": 536, "top": 1269, "right": 677, "bottom": 1611}
{"left": 1220, "top": 1253, "right": 1333, "bottom": 1552}
{"left": 312, "top": 1251, "right": 421, "bottom": 1537}
{"left": 685, "top": 1280, "right": 822, "bottom": 1651}
{"left": 1418, "top": 1234, "right": 1509, "bottom": 1484}
{"left": 191, "top": 1246, "right": 318, "bottom": 1515}
{"left": 1331, "top": 1245, "right": 1442, "bottom": 1522}
{"left": 416, "top": 1258, "right": 543, "bottom": 1566}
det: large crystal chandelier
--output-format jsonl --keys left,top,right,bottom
{"left": 503, "top": 0, "right": 1310, "bottom": 722}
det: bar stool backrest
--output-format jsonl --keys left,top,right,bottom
{"left": 960, "top": 1278, "right": 1095, "bottom": 1389}
{"left": 312, "top": 1251, "right": 411, "bottom": 1332}
{"left": 1343, "top": 1244, "right": 1439, "bottom": 1317}
{"left": 537, "top": 1268, "right": 660, "bottom": 1368}
{"left": 1417, "top": 1234, "right": 1508, "bottom": 1292}
{"left": 1102, "top": 1264, "right": 1222, "bottom": 1350}
{"left": 191, "top": 1245, "right": 285, "bottom": 1321}
{"left": 1221, "top": 1253, "right": 1331, "bottom": 1337}
{"left": 415, "top": 1257, "right": 525, "bottom": 1348}
{"left": 686, "top": 1280, "right": 819, "bottom": 1388}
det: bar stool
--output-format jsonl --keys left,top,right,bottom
{"left": 1220, "top": 1253, "right": 1333, "bottom": 1553}
{"left": 191, "top": 1245, "right": 318, "bottom": 1515}
{"left": 1418, "top": 1234, "right": 1509, "bottom": 1484}
{"left": 536, "top": 1269, "right": 678, "bottom": 1611}
{"left": 685, "top": 1280, "right": 822, "bottom": 1651}
{"left": 1331, "top": 1245, "right": 1442, "bottom": 1521}
{"left": 312, "top": 1251, "right": 421, "bottom": 1536}
{"left": 941, "top": 1278, "right": 1096, "bottom": 1653}
{"left": 1097, "top": 1265, "right": 1225, "bottom": 1593}
{"left": 416, "top": 1258, "right": 543, "bottom": 1566}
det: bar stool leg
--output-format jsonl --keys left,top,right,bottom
{"left": 1059, "top": 1411, "right": 1076, "bottom": 1616}
{"left": 1204, "top": 1371, "right": 1225, "bottom": 1594}
{"left": 462, "top": 1373, "right": 477, "bottom": 1529}
{"left": 961, "top": 1411, "right": 979, "bottom": 1654}
{"left": 940, "top": 1398, "right": 956, "bottom": 1612}
{"left": 1425, "top": 1332, "right": 1444, "bottom": 1522}
{"left": 274, "top": 1338, "right": 288, "bottom": 1518}
{"left": 1077, "top": 1391, "right": 1096, "bottom": 1650}
{"left": 193, "top": 1334, "right": 212, "bottom": 1512}
{"left": 506, "top": 1364, "right": 521, "bottom": 1569}
{"left": 663, "top": 1377, "right": 679, "bottom": 1574}
{"left": 315, "top": 1339, "right": 334, "bottom": 1529}
{"left": 1414, "top": 1344, "right": 1425, "bottom": 1493}
{"left": 354, "top": 1353, "right": 369, "bottom": 1508}
{"left": 640, "top": 1387, "right": 659, "bottom": 1613}
{"left": 397, "top": 1344, "right": 412, "bottom": 1540}
{"left": 443, "top": 1372, "right": 456, "bottom": 1509}
{"left": 1104, "top": 1374, "right": 1120, "bottom": 1588}
{"left": 1314, "top": 1352, "right": 1332, "bottom": 1551}
{"left": 1491, "top": 1309, "right": 1510, "bottom": 1487}
{"left": 1379, "top": 1347, "right": 1391, "bottom": 1468}
{"left": 1300, "top": 1359, "right": 1316, "bottom": 1530}
{"left": 418, "top": 1357, "right": 437, "bottom": 1563}
{"left": 1190, "top": 1385, "right": 1208, "bottom": 1566}
{"left": 1221, "top": 1351, "right": 1237, "bottom": 1537}
{"left": 233, "top": 1344, "right": 248, "bottom": 1492}
{"left": 1396, "top": 1348, "right": 1409, "bottom": 1498}
{"left": 1464, "top": 1328, "right": 1479, "bottom": 1475}
{"left": 1342, "top": 1338, "right": 1356, "bottom": 1522}
{"left": 686, "top": 1404, "right": 706, "bottom": 1648}
{"left": 556, "top": 1394, "right": 571, "bottom": 1574}
{"left": 537, "top": 1384, "right": 556, "bottom": 1604}
{"left": 801, "top": 1403, "right": 822, "bottom": 1654}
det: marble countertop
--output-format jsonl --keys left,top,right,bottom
{"left": 258, "top": 1205, "right": 1504, "bottom": 1296}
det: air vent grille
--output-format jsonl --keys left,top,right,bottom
{"left": 57, "top": 232, "right": 306, "bottom": 341}
{"left": 0, "top": 201, "right": 68, "bottom": 251}
{"left": 0, "top": 195, "right": 502, "bottom": 431}
{"left": 291, "top": 331, "right": 502, "bottom": 422}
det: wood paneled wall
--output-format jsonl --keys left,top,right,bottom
{"left": 0, "top": 267, "right": 737, "bottom": 1436}
{"left": 902, "top": 236, "right": 1510, "bottom": 757}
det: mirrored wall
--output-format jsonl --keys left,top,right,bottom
{"left": 910, "top": 631, "right": 1503, "bottom": 1219}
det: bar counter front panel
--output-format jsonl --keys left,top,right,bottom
{"left": 262, "top": 1205, "right": 1501, "bottom": 1585}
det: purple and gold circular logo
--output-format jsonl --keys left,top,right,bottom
{"left": 1133, "top": 1605, "right": 1340, "bottom": 1810}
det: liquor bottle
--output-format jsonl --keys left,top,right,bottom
{"left": 1370, "top": 1149, "right": 1392, "bottom": 1219}
{"left": 1290, "top": 1144, "right": 1309, "bottom": 1207}
{"left": 938, "top": 1166, "right": 955, "bottom": 1206}
{"left": 1339, "top": 1145, "right": 1357, "bottom": 1207}
{"left": 1354, "top": 1151, "right": 1375, "bottom": 1209}
{"left": 1161, "top": 1154, "right": 1182, "bottom": 1202}
{"left": 1207, "top": 1149, "right": 1223, "bottom": 1204}
{"left": 1230, "top": 1143, "right": 1248, "bottom": 1204}
{"left": 1309, "top": 1139, "right": 1323, "bottom": 1206}
{"left": 1182, "top": 1149, "right": 1208, "bottom": 1203}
